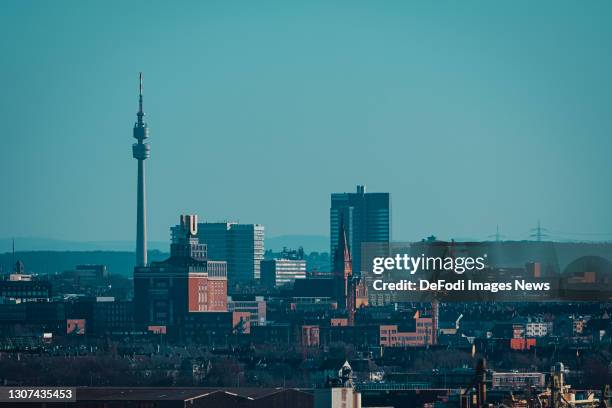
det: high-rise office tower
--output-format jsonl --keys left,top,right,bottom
{"left": 132, "top": 73, "right": 150, "bottom": 267}
{"left": 226, "top": 224, "right": 264, "bottom": 283}
{"left": 171, "top": 222, "right": 264, "bottom": 285}
{"left": 330, "top": 185, "right": 391, "bottom": 275}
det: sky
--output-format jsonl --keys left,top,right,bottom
{"left": 1, "top": 0, "right": 612, "bottom": 245}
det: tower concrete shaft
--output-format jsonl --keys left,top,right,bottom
{"left": 132, "top": 73, "right": 150, "bottom": 267}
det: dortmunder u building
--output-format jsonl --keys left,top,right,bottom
{"left": 330, "top": 185, "right": 391, "bottom": 275}
{"left": 172, "top": 221, "right": 264, "bottom": 286}
{"left": 134, "top": 215, "right": 228, "bottom": 327}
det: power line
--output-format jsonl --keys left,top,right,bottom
{"left": 548, "top": 230, "right": 612, "bottom": 237}
{"left": 487, "top": 225, "right": 507, "bottom": 242}
{"left": 529, "top": 220, "right": 549, "bottom": 242}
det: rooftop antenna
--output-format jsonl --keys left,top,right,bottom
{"left": 139, "top": 72, "right": 143, "bottom": 113}
{"left": 12, "top": 238, "right": 15, "bottom": 270}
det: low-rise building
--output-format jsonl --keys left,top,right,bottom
{"left": 492, "top": 371, "right": 546, "bottom": 389}
{"left": 0, "top": 279, "right": 52, "bottom": 303}
{"left": 261, "top": 258, "right": 306, "bottom": 288}
{"left": 228, "top": 295, "right": 266, "bottom": 326}
{"left": 525, "top": 316, "right": 552, "bottom": 337}
{"left": 379, "top": 311, "right": 434, "bottom": 347}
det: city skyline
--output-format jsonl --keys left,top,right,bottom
{"left": 2, "top": 1, "right": 612, "bottom": 244}
{"left": 1, "top": 3, "right": 612, "bottom": 406}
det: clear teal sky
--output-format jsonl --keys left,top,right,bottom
{"left": 1, "top": 1, "right": 612, "bottom": 244}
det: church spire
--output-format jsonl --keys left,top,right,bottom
{"left": 334, "top": 215, "right": 352, "bottom": 279}
{"left": 334, "top": 215, "right": 356, "bottom": 324}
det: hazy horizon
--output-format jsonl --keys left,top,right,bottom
{"left": 0, "top": 234, "right": 332, "bottom": 254}
{"left": 2, "top": 1, "right": 612, "bottom": 243}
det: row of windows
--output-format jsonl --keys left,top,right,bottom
{"left": 1, "top": 291, "right": 48, "bottom": 297}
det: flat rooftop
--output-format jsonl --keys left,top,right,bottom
{"left": 75, "top": 387, "right": 313, "bottom": 401}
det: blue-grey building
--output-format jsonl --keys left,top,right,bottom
{"left": 172, "top": 221, "right": 264, "bottom": 285}
{"left": 330, "top": 185, "right": 390, "bottom": 275}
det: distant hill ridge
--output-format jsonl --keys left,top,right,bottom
{"left": 2, "top": 241, "right": 612, "bottom": 277}
{"left": 0, "top": 235, "right": 330, "bottom": 276}
{"left": 0, "top": 235, "right": 329, "bottom": 253}
{"left": 0, "top": 250, "right": 168, "bottom": 277}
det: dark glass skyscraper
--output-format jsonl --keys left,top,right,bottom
{"left": 330, "top": 185, "right": 391, "bottom": 275}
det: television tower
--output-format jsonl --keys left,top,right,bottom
{"left": 133, "top": 73, "right": 150, "bottom": 267}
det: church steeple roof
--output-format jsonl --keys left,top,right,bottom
{"left": 334, "top": 215, "right": 352, "bottom": 278}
